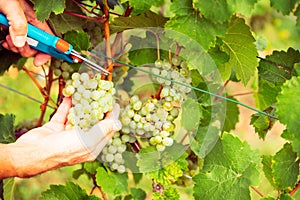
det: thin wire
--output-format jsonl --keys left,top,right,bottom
{"left": 92, "top": 51, "right": 279, "bottom": 120}
{"left": 0, "top": 83, "right": 55, "bottom": 110}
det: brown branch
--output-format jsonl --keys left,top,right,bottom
{"left": 213, "top": 80, "right": 230, "bottom": 102}
{"left": 153, "top": 85, "right": 163, "bottom": 100}
{"left": 250, "top": 186, "right": 264, "bottom": 198}
{"left": 290, "top": 180, "right": 300, "bottom": 196}
{"left": 227, "top": 91, "right": 254, "bottom": 98}
{"left": 91, "top": 174, "right": 107, "bottom": 200}
{"left": 103, "top": 1, "right": 113, "bottom": 81}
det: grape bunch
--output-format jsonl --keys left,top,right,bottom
{"left": 51, "top": 59, "right": 74, "bottom": 79}
{"left": 83, "top": 21, "right": 102, "bottom": 48}
{"left": 119, "top": 94, "right": 179, "bottom": 152}
{"left": 62, "top": 72, "right": 115, "bottom": 132}
{"left": 99, "top": 132, "right": 136, "bottom": 173}
{"left": 151, "top": 57, "right": 192, "bottom": 103}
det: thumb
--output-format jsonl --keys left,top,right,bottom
{"left": 1, "top": 0, "right": 27, "bottom": 47}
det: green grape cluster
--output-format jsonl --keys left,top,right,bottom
{"left": 51, "top": 59, "right": 74, "bottom": 79}
{"left": 120, "top": 95, "right": 179, "bottom": 152}
{"left": 62, "top": 72, "right": 115, "bottom": 132}
{"left": 99, "top": 132, "right": 136, "bottom": 173}
{"left": 83, "top": 21, "right": 102, "bottom": 48}
{"left": 15, "top": 118, "right": 42, "bottom": 137}
{"left": 151, "top": 57, "right": 192, "bottom": 103}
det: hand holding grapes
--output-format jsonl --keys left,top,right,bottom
{"left": 0, "top": 97, "right": 122, "bottom": 179}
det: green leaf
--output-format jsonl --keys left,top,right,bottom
{"left": 272, "top": 143, "right": 299, "bottom": 191}
{"left": 83, "top": 160, "right": 101, "bottom": 174}
{"left": 276, "top": 76, "right": 300, "bottom": 137}
{"left": 40, "top": 181, "right": 100, "bottom": 200}
{"left": 258, "top": 48, "right": 300, "bottom": 86}
{"left": 193, "top": 134, "right": 261, "bottom": 200}
{"left": 34, "top": 0, "right": 66, "bottom": 21}
{"left": 137, "top": 142, "right": 187, "bottom": 173}
{"left": 223, "top": 97, "right": 239, "bottom": 132}
{"left": 250, "top": 108, "right": 275, "bottom": 140}
{"left": 129, "top": 0, "right": 164, "bottom": 15}
{"left": 153, "top": 187, "right": 180, "bottom": 200}
{"left": 49, "top": 1, "right": 86, "bottom": 34}
{"left": 72, "top": 168, "right": 86, "bottom": 180}
{"left": 270, "top": 0, "right": 297, "bottom": 15}
{"left": 63, "top": 30, "right": 90, "bottom": 52}
{"left": 0, "top": 50, "right": 21, "bottom": 75}
{"left": 294, "top": 4, "right": 300, "bottom": 30}
{"left": 262, "top": 155, "right": 276, "bottom": 188}
{"left": 110, "top": 12, "right": 168, "bottom": 34}
{"left": 194, "top": 0, "right": 232, "bottom": 23}
{"left": 0, "top": 113, "right": 16, "bottom": 144}
{"left": 279, "top": 194, "right": 294, "bottom": 200}
{"left": 169, "top": 0, "right": 193, "bottom": 16}
{"left": 221, "top": 17, "right": 258, "bottom": 85}
{"left": 130, "top": 188, "right": 146, "bottom": 200}
{"left": 254, "top": 79, "right": 280, "bottom": 110}
{"left": 95, "top": 167, "right": 128, "bottom": 195}
{"left": 165, "top": 14, "right": 227, "bottom": 50}
{"left": 281, "top": 129, "right": 300, "bottom": 157}
{"left": 181, "top": 98, "right": 201, "bottom": 131}
{"left": 146, "top": 153, "right": 188, "bottom": 185}
{"left": 194, "top": 0, "right": 258, "bottom": 22}
{"left": 3, "top": 178, "right": 14, "bottom": 200}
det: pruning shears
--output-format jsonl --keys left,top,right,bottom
{"left": 0, "top": 13, "right": 109, "bottom": 75}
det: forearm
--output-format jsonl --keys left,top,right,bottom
{"left": 0, "top": 143, "right": 17, "bottom": 179}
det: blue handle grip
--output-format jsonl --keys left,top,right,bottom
{"left": 0, "top": 13, "right": 74, "bottom": 63}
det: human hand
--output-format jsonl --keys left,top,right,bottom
{"left": 9, "top": 97, "right": 122, "bottom": 178}
{"left": 0, "top": 0, "right": 51, "bottom": 66}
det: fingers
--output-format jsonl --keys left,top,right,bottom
{"left": 33, "top": 53, "right": 52, "bottom": 66}
{"left": 105, "top": 104, "right": 121, "bottom": 120}
{"left": 0, "top": 0, "right": 27, "bottom": 47}
{"left": 50, "top": 97, "right": 72, "bottom": 125}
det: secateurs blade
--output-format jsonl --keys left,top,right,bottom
{"left": 0, "top": 13, "right": 109, "bottom": 75}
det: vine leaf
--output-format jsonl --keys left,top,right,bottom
{"left": 220, "top": 17, "right": 258, "bottom": 85}
{"left": 194, "top": 0, "right": 258, "bottom": 23}
{"left": 276, "top": 76, "right": 300, "bottom": 138}
{"left": 250, "top": 107, "right": 275, "bottom": 140}
{"left": 258, "top": 48, "right": 300, "bottom": 86}
{"left": 63, "top": 30, "right": 90, "bottom": 52}
{"left": 34, "top": 0, "right": 66, "bottom": 21}
{"left": 145, "top": 153, "right": 188, "bottom": 186}
{"left": 130, "top": 188, "right": 147, "bottom": 200}
{"left": 152, "top": 187, "right": 180, "bottom": 200}
{"left": 194, "top": 0, "right": 232, "bottom": 23}
{"left": 262, "top": 155, "right": 276, "bottom": 188}
{"left": 39, "top": 181, "right": 100, "bottom": 200}
{"left": 0, "top": 50, "right": 21, "bottom": 75}
{"left": 193, "top": 134, "right": 261, "bottom": 200}
{"left": 95, "top": 167, "right": 128, "bottom": 195}
{"left": 0, "top": 113, "right": 16, "bottom": 144}
{"left": 270, "top": 0, "right": 297, "bottom": 15}
{"left": 165, "top": 13, "right": 227, "bottom": 50}
{"left": 169, "top": 0, "right": 194, "bottom": 16}
{"left": 272, "top": 143, "right": 299, "bottom": 191}
{"left": 223, "top": 97, "right": 240, "bottom": 132}
{"left": 129, "top": 0, "right": 164, "bottom": 15}
{"left": 181, "top": 98, "right": 201, "bottom": 131}
{"left": 48, "top": 1, "right": 86, "bottom": 34}
{"left": 110, "top": 12, "right": 168, "bottom": 34}
{"left": 281, "top": 130, "right": 300, "bottom": 157}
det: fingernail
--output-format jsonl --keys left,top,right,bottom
{"left": 112, "top": 120, "right": 122, "bottom": 131}
{"left": 13, "top": 35, "right": 27, "bottom": 47}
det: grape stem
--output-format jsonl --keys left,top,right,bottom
{"left": 290, "top": 180, "right": 300, "bottom": 196}
{"left": 250, "top": 186, "right": 264, "bottom": 198}
{"left": 90, "top": 174, "right": 107, "bottom": 200}
{"left": 103, "top": 1, "right": 114, "bottom": 81}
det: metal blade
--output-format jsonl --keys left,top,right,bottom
{"left": 70, "top": 50, "right": 110, "bottom": 75}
